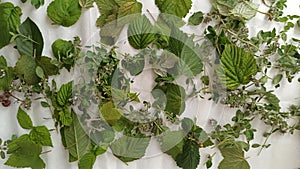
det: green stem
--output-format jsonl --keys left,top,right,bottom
{"left": 258, "top": 127, "right": 274, "bottom": 155}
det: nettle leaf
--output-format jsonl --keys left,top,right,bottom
{"left": 168, "top": 28, "right": 203, "bottom": 77}
{"left": 52, "top": 39, "right": 74, "bottom": 59}
{"left": 218, "top": 142, "right": 250, "bottom": 169}
{"left": 231, "top": 1, "right": 259, "bottom": 20}
{"left": 29, "top": 126, "right": 53, "bottom": 147}
{"left": 47, "top": 0, "right": 82, "bottom": 27}
{"left": 110, "top": 136, "right": 150, "bottom": 162}
{"left": 16, "top": 17, "right": 44, "bottom": 57}
{"left": 95, "top": 0, "right": 119, "bottom": 27}
{"left": 59, "top": 108, "right": 73, "bottom": 126}
{"left": 0, "top": 2, "right": 21, "bottom": 49}
{"left": 17, "top": 107, "right": 33, "bottom": 130}
{"left": 14, "top": 55, "right": 40, "bottom": 85}
{"left": 64, "top": 111, "right": 90, "bottom": 161}
{"left": 175, "top": 140, "right": 200, "bottom": 169}
{"left": 217, "top": 44, "right": 258, "bottom": 90}
{"left": 155, "top": 0, "right": 192, "bottom": 18}
{"left": 0, "top": 56, "right": 14, "bottom": 91}
{"left": 78, "top": 152, "right": 96, "bottom": 169}
{"left": 57, "top": 81, "right": 73, "bottom": 106}
{"left": 5, "top": 140, "right": 45, "bottom": 169}
{"left": 79, "top": 0, "right": 94, "bottom": 8}
{"left": 152, "top": 83, "right": 186, "bottom": 116}
{"left": 127, "top": 15, "right": 155, "bottom": 49}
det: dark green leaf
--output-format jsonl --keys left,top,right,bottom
{"left": 16, "top": 17, "right": 44, "bottom": 57}
{"left": 0, "top": 2, "right": 21, "bottom": 49}
{"left": 51, "top": 39, "right": 74, "bottom": 59}
{"left": 176, "top": 140, "right": 200, "bottom": 169}
{"left": 155, "top": 0, "right": 192, "bottom": 18}
{"left": 36, "top": 56, "right": 59, "bottom": 77}
{"left": 110, "top": 136, "right": 150, "bottom": 162}
{"left": 188, "top": 11, "right": 203, "bottom": 26}
{"left": 47, "top": 0, "right": 82, "bottom": 27}
{"left": 41, "top": 101, "right": 50, "bottom": 108}
{"left": 57, "top": 81, "right": 73, "bottom": 106}
{"left": 17, "top": 107, "right": 33, "bottom": 130}
{"left": 217, "top": 44, "right": 258, "bottom": 90}
{"left": 128, "top": 15, "right": 155, "bottom": 49}
{"left": 152, "top": 83, "right": 186, "bottom": 116}
{"left": 14, "top": 55, "right": 40, "bottom": 85}
{"left": 30, "top": 0, "right": 44, "bottom": 8}
{"left": 272, "top": 74, "right": 283, "bottom": 85}
{"left": 64, "top": 111, "right": 90, "bottom": 161}
{"left": 29, "top": 126, "right": 53, "bottom": 147}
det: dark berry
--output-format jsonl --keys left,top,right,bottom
{"left": 3, "top": 92, "right": 11, "bottom": 98}
{"left": 2, "top": 100, "right": 11, "bottom": 107}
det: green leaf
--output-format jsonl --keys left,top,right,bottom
{"left": 15, "top": 17, "right": 44, "bottom": 57}
{"left": 29, "top": 126, "right": 53, "bottom": 147}
{"left": 30, "top": 0, "right": 44, "bottom": 8}
{"left": 0, "top": 2, "right": 21, "bottom": 49}
{"left": 218, "top": 142, "right": 250, "bottom": 169}
{"left": 122, "top": 52, "right": 145, "bottom": 76}
{"left": 160, "top": 130, "right": 185, "bottom": 159}
{"left": 14, "top": 55, "right": 40, "bottom": 85}
{"left": 188, "top": 11, "right": 204, "bottom": 26}
{"left": 175, "top": 140, "right": 200, "bottom": 169}
{"left": 110, "top": 136, "right": 150, "bottom": 162}
{"left": 115, "top": 0, "right": 142, "bottom": 18}
{"left": 79, "top": 0, "right": 94, "bottom": 8}
{"left": 78, "top": 152, "right": 96, "bottom": 169}
{"left": 264, "top": 92, "right": 280, "bottom": 111}
{"left": 51, "top": 39, "right": 74, "bottom": 59}
{"left": 5, "top": 140, "right": 45, "bottom": 169}
{"left": 127, "top": 15, "right": 155, "bottom": 49}
{"left": 57, "top": 81, "right": 73, "bottom": 106}
{"left": 35, "top": 66, "right": 45, "bottom": 79}
{"left": 64, "top": 111, "right": 90, "bottom": 161}
{"left": 47, "top": 0, "right": 82, "bottom": 27}
{"left": 168, "top": 28, "right": 203, "bottom": 77}
{"left": 216, "top": 0, "right": 238, "bottom": 8}
{"left": 272, "top": 74, "right": 283, "bottom": 85}
{"left": 95, "top": 0, "right": 119, "bottom": 27}
{"left": 100, "top": 102, "right": 122, "bottom": 126}
{"left": 217, "top": 44, "right": 258, "bottom": 90}
{"left": 17, "top": 107, "right": 33, "bottom": 130}
{"left": 155, "top": 0, "right": 192, "bottom": 18}
{"left": 231, "top": 1, "right": 259, "bottom": 20}
{"left": 152, "top": 83, "right": 186, "bottom": 116}
{"left": 36, "top": 56, "right": 59, "bottom": 77}
{"left": 0, "top": 56, "right": 14, "bottom": 91}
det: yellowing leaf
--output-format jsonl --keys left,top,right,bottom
{"left": 155, "top": 0, "right": 192, "bottom": 18}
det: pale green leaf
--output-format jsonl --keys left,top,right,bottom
{"left": 0, "top": 2, "right": 21, "bottom": 49}
{"left": 110, "top": 136, "right": 150, "bottom": 162}
{"left": 127, "top": 15, "right": 155, "bottom": 49}
{"left": 17, "top": 107, "right": 33, "bottom": 130}
{"left": 35, "top": 66, "right": 45, "bottom": 79}
{"left": 217, "top": 44, "right": 258, "bottom": 90}
{"left": 65, "top": 111, "right": 90, "bottom": 161}
{"left": 155, "top": 0, "right": 192, "bottom": 18}
{"left": 99, "top": 102, "right": 122, "bottom": 125}
{"left": 36, "top": 56, "right": 59, "bottom": 77}
{"left": 14, "top": 55, "right": 40, "bottom": 85}
{"left": 59, "top": 108, "right": 73, "bottom": 126}
{"left": 231, "top": 1, "right": 259, "bottom": 20}
{"left": 188, "top": 11, "right": 204, "bottom": 26}
{"left": 160, "top": 130, "right": 185, "bottom": 159}
{"left": 47, "top": 0, "right": 82, "bottom": 27}
{"left": 15, "top": 17, "right": 44, "bottom": 57}
{"left": 29, "top": 126, "right": 53, "bottom": 147}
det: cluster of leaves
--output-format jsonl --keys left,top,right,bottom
{"left": 0, "top": 0, "right": 300, "bottom": 169}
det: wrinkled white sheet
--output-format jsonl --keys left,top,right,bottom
{"left": 0, "top": 0, "right": 300, "bottom": 169}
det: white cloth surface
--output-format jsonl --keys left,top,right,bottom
{"left": 0, "top": 0, "right": 300, "bottom": 169}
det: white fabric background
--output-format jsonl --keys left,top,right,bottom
{"left": 0, "top": 0, "right": 300, "bottom": 169}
